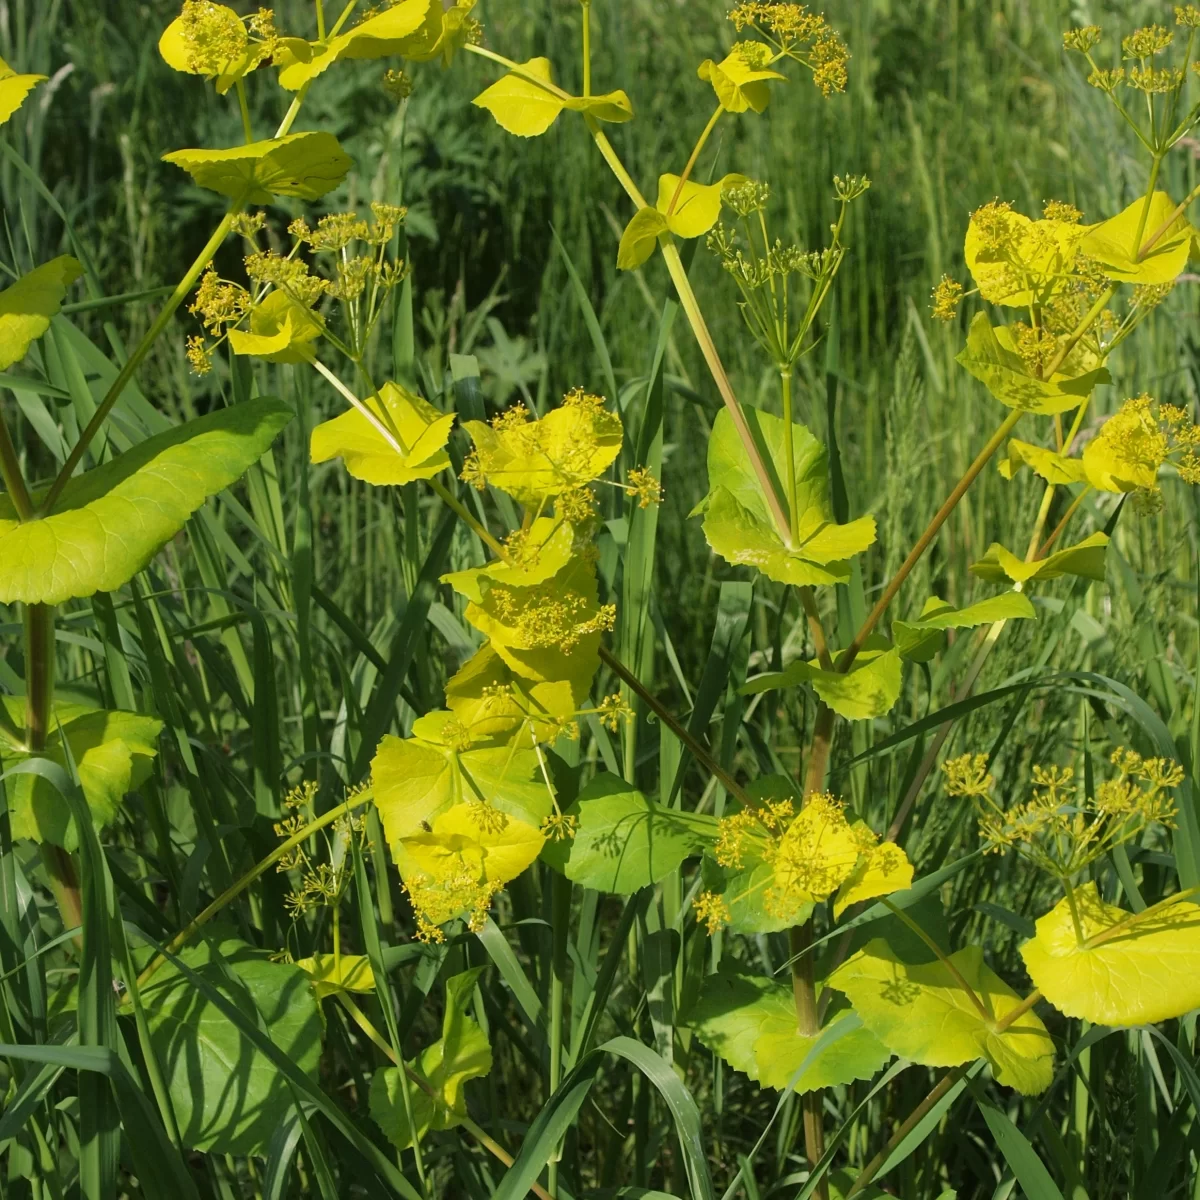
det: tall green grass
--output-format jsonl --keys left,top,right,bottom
{"left": 0, "top": 0, "right": 1198, "bottom": 1197}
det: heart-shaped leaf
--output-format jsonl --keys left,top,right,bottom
{"left": 828, "top": 938, "right": 1055, "bottom": 1095}
{"left": 472, "top": 56, "right": 633, "bottom": 137}
{"left": 698, "top": 48, "right": 785, "bottom": 113}
{"left": 227, "top": 291, "right": 320, "bottom": 364}
{"left": 969, "top": 531, "right": 1108, "bottom": 586}
{"left": 617, "top": 207, "right": 669, "bottom": 271}
{"left": 163, "top": 132, "right": 352, "bottom": 203}
{"left": 310, "top": 380, "right": 453, "bottom": 485}
{"left": 655, "top": 172, "right": 747, "bottom": 239}
{"left": 0, "top": 698, "right": 162, "bottom": 850}
{"left": 0, "top": 256, "right": 83, "bottom": 370}
{"left": 1020, "top": 884, "right": 1200, "bottom": 1026}
{"left": 0, "top": 398, "right": 293, "bottom": 604}
{"left": 686, "top": 971, "right": 891, "bottom": 1092}
{"left": 142, "top": 933, "right": 322, "bottom": 1156}
{"left": 542, "top": 774, "right": 717, "bottom": 894}
{"left": 956, "top": 313, "right": 1110, "bottom": 414}
{"left": 696, "top": 406, "right": 876, "bottom": 587}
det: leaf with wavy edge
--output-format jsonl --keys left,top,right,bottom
{"left": 163, "top": 132, "right": 352, "bottom": 203}
{"left": 310, "top": 380, "right": 453, "bottom": 485}
{"left": 0, "top": 398, "right": 293, "bottom": 604}
{"left": 0, "top": 256, "right": 83, "bottom": 371}
{"left": 742, "top": 641, "right": 901, "bottom": 721}
{"left": 686, "top": 971, "right": 890, "bottom": 1093}
{"left": 1021, "top": 884, "right": 1200, "bottom": 1026}
{"left": 998, "top": 438, "right": 1088, "bottom": 486}
{"left": 893, "top": 593, "right": 1036, "bottom": 662}
{"left": 828, "top": 938, "right": 1054, "bottom": 1095}
{"left": 969, "top": 532, "right": 1108, "bottom": 585}
{"left": 0, "top": 57, "right": 46, "bottom": 125}
{"left": 956, "top": 313, "right": 1110, "bottom": 415}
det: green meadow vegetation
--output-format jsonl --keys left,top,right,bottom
{"left": 2, "top": 0, "right": 1200, "bottom": 1197}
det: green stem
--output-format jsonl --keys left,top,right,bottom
{"left": 781, "top": 369, "right": 799, "bottom": 544}
{"left": 581, "top": 0, "right": 591, "bottom": 97}
{"left": 431, "top": 477, "right": 506, "bottom": 557}
{"left": 1132, "top": 155, "right": 1164, "bottom": 255}
{"left": 1138, "top": 180, "right": 1200, "bottom": 260}
{"left": 665, "top": 104, "right": 723, "bottom": 217}
{"left": 41, "top": 204, "right": 244, "bottom": 515}
{"left": 235, "top": 79, "right": 253, "bottom": 143}
{"left": 787, "top": 923, "right": 828, "bottom": 1200}
{"left": 0, "top": 406, "right": 33, "bottom": 520}
{"left": 798, "top": 587, "right": 833, "bottom": 671}
{"left": 315, "top": 0, "right": 326, "bottom": 39}
{"left": 547, "top": 871, "right": 571, "bottom": 1196}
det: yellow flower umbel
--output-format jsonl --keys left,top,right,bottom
{"left": 398, "top": 803, "right": 545, "bottom": 942}
{"left": 701, "top": 792, "right": 912, "bottom": 930}
{"left": 159, "top": 2, "right": 279, "bottom": 93}
{"left": 943, "top": 748, "right": 1182, "bottom": 880}
{"left": 727, "top": 2, "right": 850, "bottom": 96}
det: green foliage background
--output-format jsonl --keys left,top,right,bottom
{"left": 3, "top": 0, "right": 1200, "bottom": 1196}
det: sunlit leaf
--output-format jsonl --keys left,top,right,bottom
{"left": 158, "top": 10, "right": 270, "bottom": 94}
{"left": 472, "top": 57, "right": 565, "bottom": 136}
{"left": 1020, "top": 884, "right": 1200, "bottom": 1026}
{"left": 1080, "top": 192, "right": 1194, "bottom": 285}
{"left": 1082, "top": 422, "right": 1159, "bottom": 493}
{"left": 0, "top": 398, "right": 293, "bottom": 604}
{"left": 392, "top": 0, "right": 478, "bottom": 67}
{"left": 0, "top": 256, "right": 84, "bottom": 371}
{"left": 956, "top": 313, "right": 1109, "bottom": 414}
{"left": 227, "top": 291, "right": 320, "bottom": 364}
{"left": 0, "top": 698, "right": 161, "bottom": 850}
{"left": 742, "top": 640, "right": 902, "bottom": 722}
{"left": 997, "top": 438, "right": 1088, "bottom": 486}
{"left": 696, "top": 407, "right": 876, "bottom": 588}
{"left": 964, "top": 209, "right": 1087, "bottom": 307}
{"left": 295, "top": 953, "right": 376, "bottom": 999}
{"left": 370, "top": 968, "right": 492, "bottom": 1150}
{"left": 655, "top": 173, "right": 746, "bottom": 239}
{"left": 310, "top": 380, "right": 453, "bottom": 486}
{"left": 542, "top": 774, "right": 716, "bottom": 894}
{"left": 833, "top": 841, "right": 914, "bottom": 918}
{"left": 0, "top": 57, "right": 46, "bottom": 125}
{"left": 142, "top": 932, "right": 322, "bottom": 1156}
{"left": 969, "top": 531, "right": 1108, "bottom": 585}
{"left": 401, "top": 802, "right": 544, "bottom": 888}
{"left": 162, "top": 132, "right": 353, "bottom": 203}
{"left": 828, "top": 938, "right": 1055, "bottom": 1095}
{"left": 441, "top": 516, "right": 576, "bottom": 601}
{"left": 698, "top": 48, "right": 785, "bottom": 113}
{"left": 686, "top": 971, "right": 891, "bottom": 1093}
{"left": 892, "top": 593, "right": 1036, "bottom": 663}
{"left": 617, "top": 207, "right": 669, "bottom": 271}
{"left": 276, "top": 0, "right": 433, "bottom": 89}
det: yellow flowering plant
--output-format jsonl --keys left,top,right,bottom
{"left": 6, "top": 1, "right": 1200, "bottom": 1196}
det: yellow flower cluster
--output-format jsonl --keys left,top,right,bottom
{"left": 943, "top": 748, "right": 1182, "bottom": 879}
{"left": 488, "top": 580, "right": 616, "bottom": 654}
{"left": 930, "top": 275, "right": 964, "bottom": 322}
{"left": 178, "top": 0, "right": 251, "bottom": 75}
{"left": 728, "top": 1, "right": 849, "bottom": 95}
{"left": 693, "top": 890, "right": 733, "bottom": 935}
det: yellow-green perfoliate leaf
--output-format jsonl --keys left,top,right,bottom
{"left": 617, "top": 207, "right": 669, "bottom": 271}
{"left": 393, "top": 0, "right": 478, "bottom": 67}
{"left": 0, "top": 256, "right": 84, "bottom": 371}
{"left": 163, "top": 132, "right": 352, "bottom": 204}
{"left": 1021, "top": 885, "right": 1200, "bottom": 1026}
{"left": 0, "top": 57, "right": 46, "bottom": 125}
{"left": 441, "top": 517, "right": 576, "bottom": 602}
{"left": 0, "top": 398, "right": 293, "bottom": 605}
{"left": 969, "top": 532, "right": 1108, "bottom": 586}
{"left": 698, "top": 46, "right": 785, "bottom": 113}
{"left": 227, "top": 291, "right": 320, "bottom": 364}
{"left": 833, "top": 841, "right": 914, "bottom": 917}
{"left": 310, "top": 381, "right": 453, "bottom": 486}
{"left": 1080, "top": 192, "right": 1194, "bottom": 285}
{"left": 892, "top": 593, "right": 1036, "bottom": 663}
{"left": 685, "top": 972, "right": 891, "bottom": 1093}
{"left": 696, "top": 407, "right": 876, "bottom": 588}
{"left": 828, "top": 939, "right": 1055, "bottom": 1095}
{"left": 370, "top": 969, "right": 492, "bottom": 1150}
{"left": 295, "top": 953, "right": 376, "bottom": 999}
{"left": 542, "top": 775, "right": 717, "bottom": 893}
{"left": 400, "top": 804, "right": 545, "bottom": 892}
{"left": 158, "top": 6, "right": 271, "bottom": 94}
{"left": 472, "top": 57, "right": 633, "bottom": 138}
{"left": 964, "top": 208, "right": 1087, "bottom": 308}
{"left": 655, "top": 173, "right": 747, "bottom": 239}
{"left": 275, "top": 0, "right": 433, "bottom": 89}
{"left": 743, "top": 641, "right": 902, "bottom": 722}
{"left": 0, "top": 699, "right": 162, "bottom": 850}
{"left": 956, "top": 313, "right": 1110, "bottom": 414}
{"left": 998, "top": 439, "right": 1088, "bottom": 486}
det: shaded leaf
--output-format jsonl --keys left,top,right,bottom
{"left": 294, "top": 954, "right": 376, "bottom": 999}
{"left": 0, "top": 398, "right": 293, "bottom": 604}
{"left": 1020, "top": 884, "right": 1200, "bottom": 1026}
{"left": 685, "top": 971, "right": 890, "bottom": 1093}
{"left": 828, "top": 938, "right": 1055, "bottom": 1095}
{"left": 163, "top": 132, "right": 352, "bottom": 204}
{"left": 617, "top": 207, "right": 668, "bottom": 271}
{"left": 542, "top": 774, "right": 716, "bottom": 893}
{"left": 742, "top": 642, "right": 902, "bottom": 722}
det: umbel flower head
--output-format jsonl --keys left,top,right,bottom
{"left": 943, "top": 748, "right": 1182, "bottom": 880}
{"left": 727, "top": 2, "right": 850, "bottom": 95}
{"left": 698, "top": 790, "right": 912, "bottom": 930}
